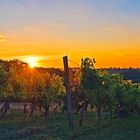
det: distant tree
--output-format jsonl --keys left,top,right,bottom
{"left": 0, "top": 64, "right": 8, "bottom": 101}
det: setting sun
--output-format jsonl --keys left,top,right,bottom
{"left": 26, "top": 57, "right": 38, "bottom": 68}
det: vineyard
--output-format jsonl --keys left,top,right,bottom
{"left": 0, "top": 57, "right": 140, "bottom": 139}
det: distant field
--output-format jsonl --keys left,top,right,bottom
{"left": 0, "top": 110, "right": 140, "bottom": 140}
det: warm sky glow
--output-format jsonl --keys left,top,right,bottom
{"left": 0, "top": 0, "right": 140, "bottom": 68}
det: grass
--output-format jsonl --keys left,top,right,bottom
{"left": 0, "top": 110, "right": 140, "bottom": 140}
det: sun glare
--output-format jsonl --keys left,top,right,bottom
{"left": 26, "top": 57, "right": 38, "bottom": 68}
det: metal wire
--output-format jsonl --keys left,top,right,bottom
{"left": 69, "top": 59, "right": 80, "bottom": 67}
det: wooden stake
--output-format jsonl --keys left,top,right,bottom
{"left": 63, "top": 56, "right": 73, "bottom": 130}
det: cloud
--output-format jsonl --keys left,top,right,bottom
{"left": 24, "top": 24, "right": 62, "bottom": 33}
{"left": 104, "top": 26, "right": 128, "bottom": 34}
{"left": 9, "top": 55, "right": 63, "bottom": 62}
{"left": 0, "top": 34, "right": 7, "bottom": 42}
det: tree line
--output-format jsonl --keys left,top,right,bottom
{"left": 0, "top": 58, "right": 140, "bottom": 126}
{"left": 0, "top": 59, "right": 65, "bottom": 117}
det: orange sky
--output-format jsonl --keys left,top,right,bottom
{"left": 1, "top": 40, "right": 140, "bottom": 68}
{"left": 0, "top": 0, "right": 140, "bottom": 68}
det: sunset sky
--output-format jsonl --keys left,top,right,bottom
{"left": 0, "top": 0, "right": 140, "bottom": 68}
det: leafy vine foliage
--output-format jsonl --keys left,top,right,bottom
{"left": 0, "top": 58, "right": 140, "bottom": 121}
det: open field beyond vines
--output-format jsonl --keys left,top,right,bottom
{"left": 0, "top": 110, "right": 140, "bottom": 140}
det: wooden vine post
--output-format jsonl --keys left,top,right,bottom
{"left": 63, "top": 56, "right": 73, "bottom": 130}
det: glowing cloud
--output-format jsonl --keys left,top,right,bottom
{"left": 0, "top": 34, "right": 6, "bottom": 42}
